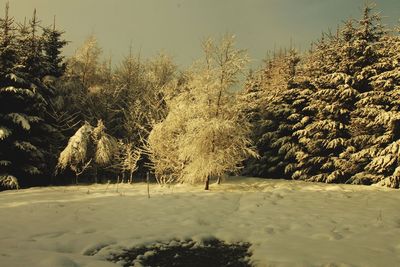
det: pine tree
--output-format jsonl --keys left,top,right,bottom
{"left": 17, "top": 9, "right": 44, "bottom": 80}
{"left": 1, "top": 6, "right": 68, "bottom": 189}
{"left": 42, "top": 16, "right": 68, "bottom": 78}
{"left": 289, "top": 5, "right": 385, "bottom": 183}
{"left": 0, "top": 2, "right": 20, "bottom": 189}
{"left": 240, "top": 50, "right": 311, "bottom": 179}
{"left": 0, "top": 5, "right": 47, "bottom": 188}
{"left": 348, "top": 20, "right": 400, "bottom": 187}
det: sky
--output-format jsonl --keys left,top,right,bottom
{"left": 2, "top": 0, "right": 400, "bottom": 68}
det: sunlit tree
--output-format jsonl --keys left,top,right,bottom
{"left": 148, "top": 35, "right": 257, "bottom": 189}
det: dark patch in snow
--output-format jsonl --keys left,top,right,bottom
{"left": 104, "top": 239, "right": 252, "bottom": 267}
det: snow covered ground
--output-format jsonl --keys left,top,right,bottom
{"left": 0, "top": 177, "right": 399, "bottom": 267}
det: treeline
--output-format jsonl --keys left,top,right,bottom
{"left": 0, "top": 3, "right": 176, "bottom": 189}
{"left": 241, "top": 5, "right": 400, "bottom": 188}
{"left": 1, "top": 3, "right": 399, "bottom": 190}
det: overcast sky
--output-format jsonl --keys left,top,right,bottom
{"left": 2, "top": 0, "right": 400, "bottom": 67}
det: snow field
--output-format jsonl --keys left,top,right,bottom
{"left": 0, "top": 177, "right": 399, "bottom": 267}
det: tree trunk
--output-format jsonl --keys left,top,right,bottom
{"left": 129, "top": 171, "right": 133, "bottom": 184}
{"left": 216, "top": 176, "right": 221, "bottom": 185}
{"left": 147, "top": 172, "right": 150, "bottom": 198}
{"left": 94, "top": 166, "right": 98, "bottom": 184}
{"left": 204, "top": 175, "right": 210, "bottom": 190}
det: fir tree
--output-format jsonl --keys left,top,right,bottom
{"left": 0, "top": 2, "right": 20, "bottom": 189}
{"left": 42, "top": 16, "right": 68, "bottom": 78}
{"left": 348, "top": 21, "right": 400, "bottom": 187}
{"left": 240, "top": 50, "right": 311, "bottom": 179}
{"left": 1, "top": 5, "right": 68, "bottom": 189}
{"left": 291, "top": 5, "right": 385, "bottom": 183}
{"left": 17, "top": 9, "right": 44, "bottom": 80}
{"left": 0, "top": 4, "right": 47, "bottom": 188}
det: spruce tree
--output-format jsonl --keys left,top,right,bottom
{"left": 1, "top": 6, "right": 68, "bottom": 189}
{"left": 42, "top": 17, "right": 68, "bottom": 78}
{"left": 17, "top": 9, "right": 44, "bottom": 80}
{"left": 0, "top": 5, "right": 46, "bottom": 188}
{"left": 293, "top": 32, "right": 356, "bottom": 182}
{"left": 241, "top": 50, "right": 312, "bottom": 179}
{"left": 348, "top": 21, "right": 400, "bottom": 187}
{"left": 0, "top": 2, "right": 20, "bottom": 189}
{"left": 291, "top": 5, "right": 385, "bottom": 183}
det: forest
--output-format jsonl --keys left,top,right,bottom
{"left": 1, "top": 2, "right": 400, "bottom": 191}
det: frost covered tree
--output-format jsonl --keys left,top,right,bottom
{"left": 50, "top": 37, "right": 99, "bottom": 139}
{"left": 57, "top": 39, "right": 176, "bottom": 181}
{"left": 113, "top": 52, "right": 176, "bottom": 141}
{"left": 57, "top": 120, "right": 118, "bottom": 184}
{"left": 97, "top": 52, "right": 176, "bottom": 179}
{"left": 117, "top": 141, "right": 141, "bottom": 183}
{"left": 56, "top": 121, "right": 94, "bottom": 184}
{"left": 65, "top": 35, "right": 102, "bottom": 90}
{"left": 148, "top": 35, "right": 257, "bottom": 190}
{"left": 55, "top": 35, "right": 103, "bottom": 137}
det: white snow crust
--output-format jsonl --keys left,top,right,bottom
{"left": 0, "top": 177, "right": 399, "bottom": 267}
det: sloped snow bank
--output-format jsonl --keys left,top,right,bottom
{"left": 0, "top": 177, "right": 399, "bottom": 266}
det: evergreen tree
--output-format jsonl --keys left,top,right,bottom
{"left": 0, "top": 5, "right": 47, "bottom": 188}
{"left": 42, "top": 17, "right": 68, "bottom": 78}
{"left": 0, "top": 2, "right": 20, "bottom": 189}
{"left": 1, "top": 6, "right": 68, "bottom": 189}
{"left": 291, "top": 5, "right": 385, "bottom": 183}
{"left": 240, "top": 50, "right": 312, "bottom": 178}
{"left": 17, "top": 9, "right": 44, "bottom": 80}
{"left": 348, "top": 21, "right": 400, "bottom": 187}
